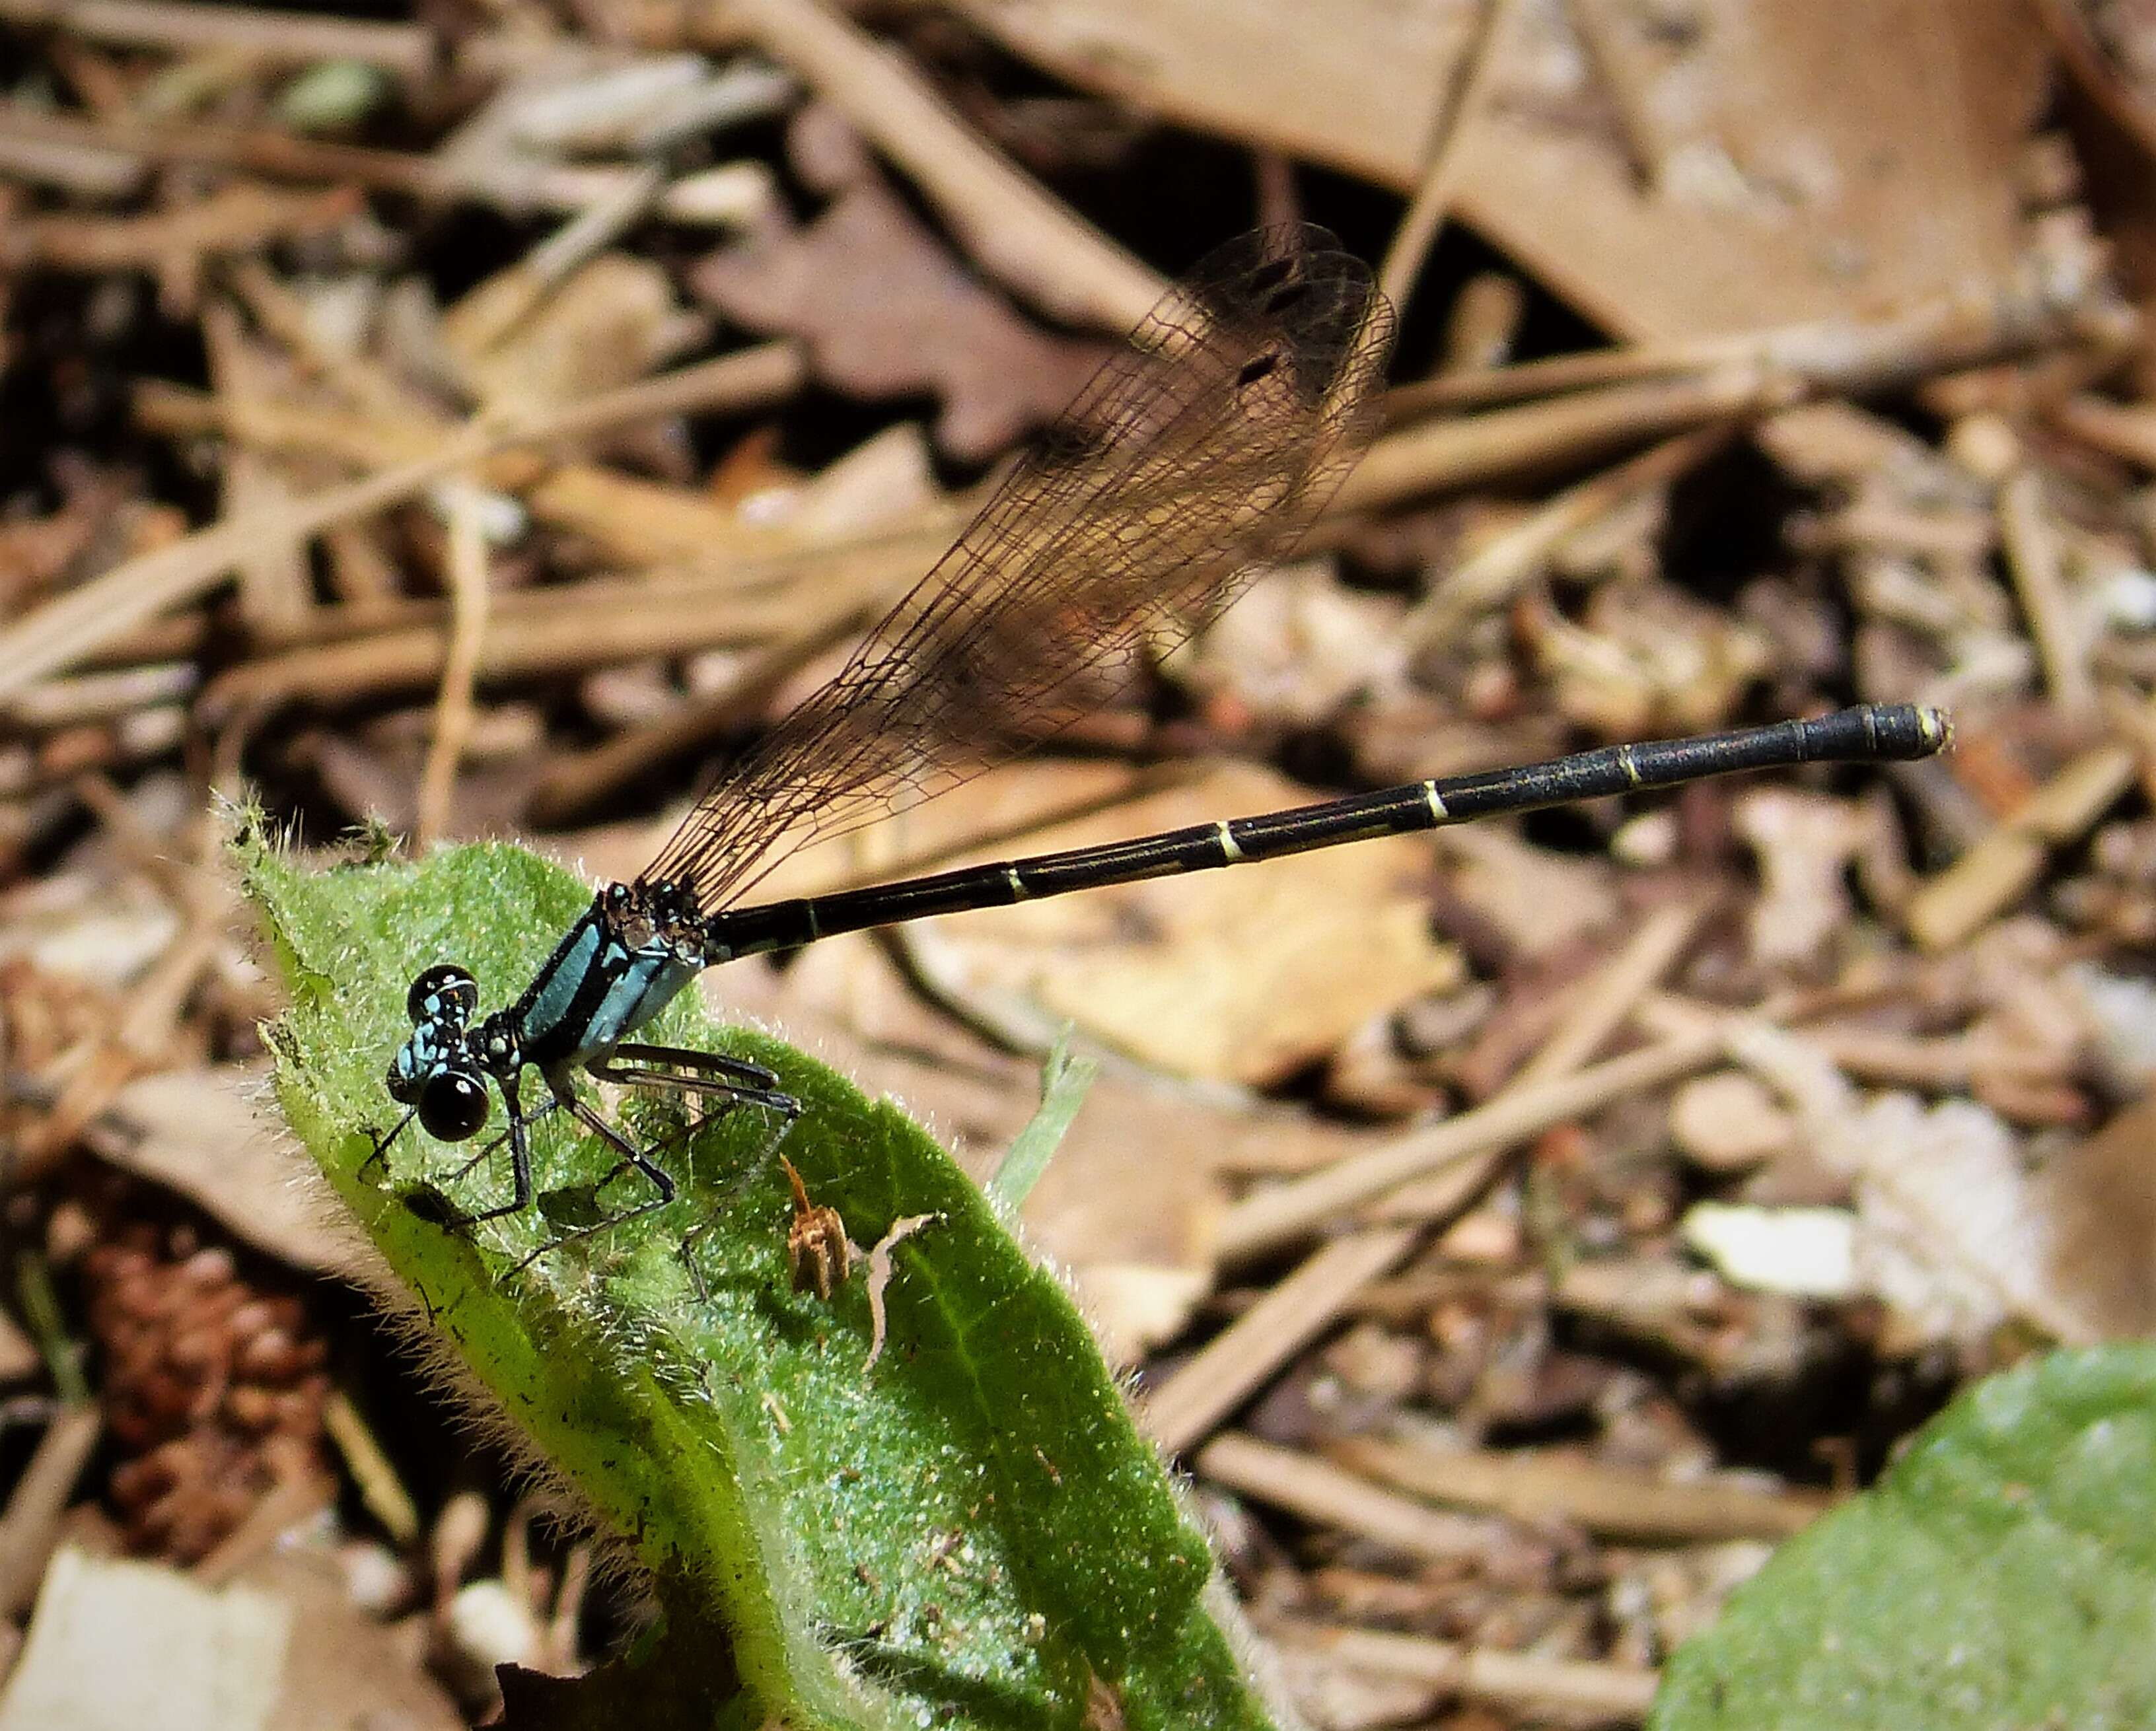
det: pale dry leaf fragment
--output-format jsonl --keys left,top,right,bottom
{"left": 1270, "top": 1639, "right": 1443, "bottom": 1731}
{"left": 440, "top": 1578, "right": 544, "bottom": 1711}
{"left": 1066, "top": 1263, "right": 1209, "bottom": 1369}
{"left": 863, "top": 1213, "right": 942, "bottom": 1371}
{"left": 1536, "top": 581, "right": 1773, "bottom": 738}
{"left": 98, "top": 1067, "right": 369, "bottom": 1279}
{"left": 444, "top": 252, "right": 702, "bottom": 415}
{"left": 0, "top": 1308, "right": 37, "bottom": 1386}
{"left": 898, "top": 761, "right": 1462, "bottom": 1086}
{"left": 1680, "top": 1203, "right": 1857, "bottom": 1299}
{"left": 1719, "top": 1021, "right": 2083, "bottom": 1345}
{"left": 1731, "top": 788, "right": 1869, "bottom": 970}
{"left": 2068, "top": 960, "right": 2156, "bottom": 1090}
{"left": 234, "top": 1550, "right": 464, "bottom": 1731}
{"left": 1443, "top": 825, "right": 1619, "bottom": 961}
{"left": 1669, "top": 1069, "right": 1797, "bottom": 1172}
{"left": 1836, "top": 1092, "right": 2046, "bottom": 1348}
{"left": 1176, "top": 561, "right": 1411, "bottom": 729}
{"left": 690, "top": 180, "right": 1113, "bottom": 461}
{"left": 0, "top": 1546, "right": 290, "bottom": 1731}
{"left": 2031, "top": 1090, "right": 2156, "bottom": 1339}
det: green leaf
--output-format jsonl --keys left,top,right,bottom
{"left": 1652, "top": 1343, "right": 2156, "bottom": 1730}
{"left": 236, "top": 824, "right": 1282, "bottom": 1731}
{"left": 987, "top": 1029, "right": 1097, "bottom": 1213}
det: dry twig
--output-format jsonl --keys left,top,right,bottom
{"left": 718, "top": 0, "right": 1166, "bottom": 330}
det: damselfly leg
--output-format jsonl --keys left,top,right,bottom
{"left": 585, "top": 1047, "right": 807, "bottom": 1294}
{"left": 493, "top": 1048, "right": 800, "bottom": 1272}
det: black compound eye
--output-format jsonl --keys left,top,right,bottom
{"left": 407, "top": 964, "right": 478, "bottom": 1026}
{"left": 418, "top": 1071, "right": 489, "bottom": 1142}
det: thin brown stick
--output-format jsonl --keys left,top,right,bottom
{"left": 1999, "top": 468, "right": 2095, "bottom": 715}
{"left": 223, "top": 258, "right": 435, "bottom": 426}
{"left": 0, "top": 435, "right": 486, "bottom": 708}
{"left": 0, "top": 0, "right": 440, "bottom": 76}
{"left": 1377, "top": 0, "right": 1521, "bottom": 319}
{"left": 1141, "top": 1228, "right": 1421, "bottom": 1458}
{"left": 1363, "top": 907, "right": 1702, "bottom": 1226}
{"left": 413, "top": 489, "right": 491, "bottom": 847}
{"left": 1, "top": 663, "right": 196, "bottom": 728}
{"left": 19, "top": 911, "right": 223, "bottom": 1172}
{"left": 320, "top": 1391, "right": 421, "bottom": 1549}
{"left": 0, "top": 342, "right": 803, "bottom": 704}
{"left": 1349, "top": 256, "right": 2110, "bottom": 510}
{"left": 1508, "top": 902, "right": 1702, "bottom": 1090}
{"left": 136, "top": 345, "right": 812, "bottom": 573}
{"left": 191, "top": 1465, "right": 336, "bottom": 1586}
{"left": 717, "top": 0, "right": 1166, "bottom": 330}
{"left": 1386, "top": 262, "right": 2127, "bottom": 425}
{"left": 1388, "top": 341, "right": 1731, "bottom": 420}
{"left": 1326, "top": 1432, "right": 1828, "bottom": 1542}
{"left": 1149, "top": 901, "right": 1701, "bottom": 1450}
{"left": 0, "top": 99, "right": 446, "bottom": 193}
{"left": 0, "top": 100, "right": 771, "bottom": 226}
{"left": 1347, "top": 367, "right": 1778, "bottom": 511}
{"left": 1404, "top": 423, "right": 1737, "bottom": 643}
{"left": 197, "top": 522, "right": 940, "bottom": 717}
{"left": 524, "top": 599, "right": 877, "bottom": 826}
{"left": 1219, "top": 1029, "right": 1725, "bottom": 1262}
{"left": 0, "top": 1407, "right": 102, "bottom": 1617}
{"left": 1272, "top": 1621, "right": 1657, "bottom": 1723}
{"left": 1, "top": 182, "right": 361, "bottom": 271}
{"left": 1905, "top": 742, "right": 2138, "bottom": 952}
{"left": 2048, "top": 392, "right": 2156, "bottom": 468}
{"left": 1196, "top": 1434, "right": 1523, "bottom": 1570}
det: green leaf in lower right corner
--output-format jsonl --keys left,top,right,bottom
{"left": 1651, "top": 1343, "right": 2156, "bottom": 1730}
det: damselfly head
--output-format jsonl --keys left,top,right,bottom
{"left": 386, "top": 963, "right": 491, "bottom": 1142}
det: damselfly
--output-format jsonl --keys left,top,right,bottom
{"left": 375, "top": 224, "right": 1949, "bottom": 1243}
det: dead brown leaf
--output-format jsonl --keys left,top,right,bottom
{"left": 946, "top": 0, "right": 2048, "bottom": 339}
{"left": 94, "top": 1068, "right": 369, "bottom": 1281}
{"left": 691, "top": 175, "right": 1112, "bottom": 461}
{"left": 886, "top": 761, "right": 1462, "bottom": 1085}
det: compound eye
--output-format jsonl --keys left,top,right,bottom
{"left": 418, "top": 1071, "right": 489, "bottom": 1142}
{"left": 407, "top": 964, "right": 478, "bottom": 1026}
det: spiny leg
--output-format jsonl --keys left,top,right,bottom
{"left": 564, "top": 1086, "right": 677, "bottom": 1205}
{"left": 361, "top": 1106, "right": 417, "bottom": 1178}
{"left": 449, "top": 1086, "right": 537, "bottom": 1225}
{"left": 507, "top": 1080, "right": 688, "bottom": 1272}
{"left": 589, "top": 1043, "right": 804, "bottom": 1299}
{"left": 602, "top": 1044, "right": 805, "bottom": 1287}
{"left": 443, "top": 1093, "right": 559, "bottom": 1187}
{"left": 503, "top": 1048, "right": 801, "bottom": 1277}
{"left": 603, "top": 1065, "right": 806, "bottom": 1310}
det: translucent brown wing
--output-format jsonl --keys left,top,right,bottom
{"left": 640, "top": 223, "right": 1396, "bottom": 913}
